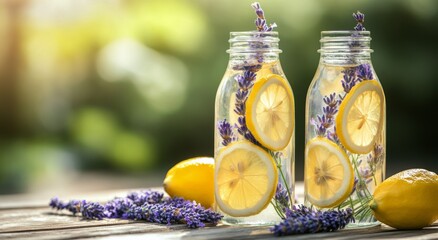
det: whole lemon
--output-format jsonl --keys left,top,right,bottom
{"left": 163, "top": 157, "right": 214, "bottom": 208}
{"left": 369, "top": 168, "right": 438, "bottom": 229}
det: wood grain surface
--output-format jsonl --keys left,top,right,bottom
{"left": 0, "top": 183, "right": 437, "bottom": 240}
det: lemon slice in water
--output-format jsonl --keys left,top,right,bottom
{"left": 215, "top": 141, "right": 278, "bottom": 217}
{"left": 246, "top": 74, "right": 294, "bottom": 150}
{"left": 336, "top": 80, "right": 384, "bottom": 154}
{"left": 305, "top": 137, "right": 354, "bottom": 208}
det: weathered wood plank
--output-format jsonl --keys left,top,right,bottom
{"left": 4, "top": 222, "right": 433, "bottom": 240}
{"left": 180, "top": 224, "right": 438, "bottom": 240}
{"left": 0, "top": 222, "right": 179, "bottom": 240}
{"left": 0, "top": 208, "right": 132, "bottom": 233}
{"left": 0, "top": 208, "right": 437, "bottom": 240}
{"left": 1, "top": 183, "right": 437, "bottom": 239}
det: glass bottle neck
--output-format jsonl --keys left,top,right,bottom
{"left": 318, "top": 31, "right": 372, "bottom": 65}
{"left": 227, "top": 31, "right": 281, "bottom": 62}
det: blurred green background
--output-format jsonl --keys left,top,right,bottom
{"left": 0, "top": 0, "right": 437, "bottom": 194}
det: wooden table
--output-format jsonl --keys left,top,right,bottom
{"left": 0, "top": 183, "right": 437, "bottom": 240}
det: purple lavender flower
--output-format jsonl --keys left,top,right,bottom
{"left": 218, "top": 119, "right": 236, "bottom": 146}
{"left": 322, "top": 93, "right": 339, "bottom": 119}
{"left": 323, "top": 93, "right": 338, "bottom": 108}
{"left": 231, "top": 66, "right": 259, "bottom": 144}
{"left": 236, "top": 116, "right": 258, "bottom": 144}
{"left": 125, "top": 205, "right": 145, "bottom": 220}
{"left": 327, "top": 128, "right": 341, "bottom": 145}
{"left": 356, "top": 63, "right": 374, "bottom": 81}
{"left": 133, "top": 197, "right": 221, "bottom": 228}
{"left": 255, "top": 18, "right": 267, "bottom": 32}
{"left": 359, "top": 167, "right": 373, "bottom": 179}
{"left": 65, "top": 199, "right": 81, "bottom": 215}
{"left": 81, "top": 201, "right": 105, "bottom": 220}
{"left": 312, "top": 114, "right": 333, "bottom": 137}
{"left": 104, "top": 197, "right": 133, "bottom": 219}
{"left": 341, "top": 68, "right": 358, "bottom": 93}
{"left": 355, "top": 178, "right": 373, "bottom": 199}
{"left": 353, "top": 11, "right": 366, "bottom": 31}
{"left": 318, "top": 115, "right": 333, "bottom": 131}
{"left": 275, "top": 183, "right": 291, "bottom": 212}
{"left": 367, "top": 144, "right": 384, "bottom": 174}
{"left": 271, "top": 205, "right": 354, "bottom": 236}
{"left": 49, "top": 197, "right": 63, "bottom": 210}
{"left": 351, "top": 11, "right": 374, "bottom": 84}
{"left": 126, "top": 190, "right": 164, "bottom": 205}
{"left": 236, "top": 73, "right": 255, "bottom": 91}
{"left": 49, "top": 198, "right": 104, "bottom": 220}
{"left": 252, "top": 2, "right": 264, "bottom": 19}
{"left": 49, "top": 190, "right": 222, "bottom": 229}
{"left": 312, "top": 94, "right": 340, "bottom": 138}
{"left": 251, "top": 2, "right": 277, "bottom": 32}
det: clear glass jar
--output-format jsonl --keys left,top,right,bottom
{"left": 214, "top": 31, "right": 295, "bottom": 225}
{"left": 304, "top": 31, "right": 386, "bottom": 228}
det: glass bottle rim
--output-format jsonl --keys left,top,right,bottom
{"left": 320, "top": 31, "right": 371, "bottom": 42}
{"left": 229, "top": 31, "right": 279, "bottom": 43}
{"left": 318, "top": 30, "right": 373, "bottom": 54}
{"left": 227, "top": 31, "right": 281, "bottom": 54}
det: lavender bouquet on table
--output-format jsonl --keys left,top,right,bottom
{"left": 49, "top": 190, "right": 222, "bottom": 229}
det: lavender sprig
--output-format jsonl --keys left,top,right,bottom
{"left": 104, "top": 197, "right": 133, "bottom": 219}
{"left": 366, "top": 144, "right": 384, "bottom": 178}
{"left": 311, "top": 93, "right": 339, "bottom": 137}
{"left": 271, "top": 205, "right": 354, "bottom": 236}
{"left": 233, "top": 1, "right": 277, "bottom": 143}
{"left": 234, "top": 72, "right": 259, "bottom": 144}
{"left": 49, "top": 197, "right": 63, "bottom": 210}
{"left": 322, "top": 93, "right": 339, "bottom": 118}
{"left": 274, "top": 183, "right": 290, "bottom": 217}
{"left": 125, "top": 197, "right": 222, "bottom": 228}
{"left": 49, "top": 197, "right": 105, "bottom": 219}
{"left": 49, "top": 190, "right": 222, "bottom": 229}
{"left": 327, "top": 127, "right": 341, "bottom": 145}
{"left": 251, "top": 2, "right": 277, "bottom": 32}
{"left": 353, "top": 11, "right": 366, "bottom": 31}
{"left": 66, "top": 200, "right": 81, "bottom": 215}
{"left": 219, "top": 2, "right": 275, "bottom": 145}
{"left": 81, "top": 201, "right": 105, "bottom": 220}
{"left": 341, "top": 68, "right": 357, "bottom": 94}
{"left": 218, "top": 119, "right": 236, "bottom": 146}
{"left": 356, "top": 63, "right": 374, "bottom": 81}
{"left": 126, "top": 190, "right": 164, "bottom": 205}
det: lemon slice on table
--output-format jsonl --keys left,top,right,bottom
{"left": 215, "top": 141, "right": 278, "bottom": 217}
{"left": 336, "top": 80, "right": 384, "bottom": 154}
{"left": 305, "top": 137, "right": 354, "bottom": 208}
{"left": 246, "top": 74, "right": 294, "bottom": 150}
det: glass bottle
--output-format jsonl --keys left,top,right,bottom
{"left": 304, "top": 31, "right": 386, "bottom": 228}
{"left": 214, "top": 31, "right": 295, "bottom": 225}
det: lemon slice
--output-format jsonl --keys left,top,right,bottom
{"left": 336, "top": 80, "right": 384, "bottom": 154}
{"left": 215, "top": 141, "right": 278, "bottom": 217}
{"left": 305, "top": 137, "right": 354, "bottom": 208}
{"left": 246, "top": 74, "right": 294, "bottom": 150}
